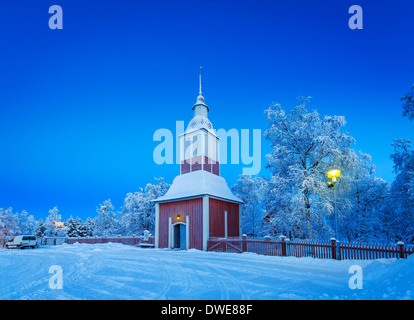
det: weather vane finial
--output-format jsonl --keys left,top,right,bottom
{"left": 199, "top": 66, "right": 203, "bottom": 96}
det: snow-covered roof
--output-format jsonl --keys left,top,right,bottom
{"left": 185, "top": 115, "right": 214, "bottom": 132}
{"left": 153, "top": 170, "right": 243, "bottom": 204}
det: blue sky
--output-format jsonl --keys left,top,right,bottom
{"left": 0, "top": 0, "right": 413, "bottom": 220}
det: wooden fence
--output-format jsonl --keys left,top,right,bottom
{"left": 40, "top": 236, "right": 154, "bottom": 247}
{"left": 207, "top": 236, "right": 414, "bottom": 260}
{"left": 40, "top": 237, "right": 68, "bottom": 246}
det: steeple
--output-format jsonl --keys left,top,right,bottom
{"left": 199, "top": 66, "right": 203, "bottom": 96}
{"left": 192, "top": 66, "right": 209, "bottom": 117}
{"left": 179, "top": 68, "right": 220, "bottom": 176}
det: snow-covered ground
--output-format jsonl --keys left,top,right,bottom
{"left": 0, "top": 243, "right": 412, "bottom": 300}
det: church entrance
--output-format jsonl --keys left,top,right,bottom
{"left": 173, "top": 223, "right": 186, "bottom": 249}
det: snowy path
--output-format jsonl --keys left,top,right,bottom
{"left": 0, "top": 243, "right": 411, "bottom": 300}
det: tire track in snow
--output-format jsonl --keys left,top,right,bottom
{"left": 153, "top": 254, "right": 173, "bottom": 299}
{"left": 156, "top": 253, "right": 250, "bottom": 300}
{"left": 195, "top": 256, "right": 250, "bottom": 300}
{"left": 155, "top": 251, "right": 233, "bottom": 299}
{"left": 155, "top": 251, "right": 207, "bottom": 299}
{"left": 0, "top": 247, "right": 81, "bottom": 299}
{"left": 192, "top": 261, "right": 230, "bottom": 299}
{"left": 1, "top": 248, "right": 57, "bottom": 299}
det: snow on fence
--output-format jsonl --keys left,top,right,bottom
{"left": 339, "top": 241, "right": 414, "bottom": 259}
{"left": 207, "top": 236, "right": 414, "bottom": 260}
{"left": 67, "top": 236, "right": 154, "bottom": 246}
{"left": 39, "top": 236, "right": 155, "bottom": 247}
{"left": 206, "top": 237, "right": 244, "bottom": 253}
{"left": 40, "top": 237, "right": 68, "bottom": 246}
{"left": 288, "top": 239, "right": 333, "bottom": 259}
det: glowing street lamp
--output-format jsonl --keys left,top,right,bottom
{"left": 327, "top": 169, "right": 341, "bottom": 184}
{"left": 327, "top": 169, "right": 341, "bottom": 259}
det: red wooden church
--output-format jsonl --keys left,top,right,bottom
{"left": 153, "top": 75, "right": 243, "bottom": 250}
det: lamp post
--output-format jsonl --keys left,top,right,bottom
{"left": 327, "top": 169, "right": 341, "bottom": 259}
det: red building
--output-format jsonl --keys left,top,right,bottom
{"left": 153, "top": 76, "right": 243, "bottom": 250}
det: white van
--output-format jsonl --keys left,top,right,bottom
{"left": 5, "top": 235, "right": 37, "bottom": 249}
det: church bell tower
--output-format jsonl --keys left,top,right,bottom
{"left": 179, "top": 68, "right": 220, "bottom": 176}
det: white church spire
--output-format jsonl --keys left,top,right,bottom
{"left": 199, "top": 66, "right": 203, "bottom": 96}
{"left": 193, "top": 66, "right": 209, "bottom": 117}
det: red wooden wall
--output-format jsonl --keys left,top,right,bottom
{"left": 158, "top": 198, "right": 203, "bottom": 250}
{"left": 209, "top": 198, "right": 240, "bottom": 238}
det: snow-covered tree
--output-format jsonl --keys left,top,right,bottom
{"left": 34, "top": 218, "right": 46, "bottom": 238}
{"left": 22, "top": 214, "right": 37, "bottom": 235}
{"left": 141, "top": 178, "right": 170, "bottom": 232}
{"left": 388, "top": 138, "right": 414, "bottom": 243}
{"left": 83, "top": 217, "right": 94, "bottom": 237}
{"left": 119, "top": 190, "right": 145, "bottom": 236}
{"left": 262, "top": 174, "right": 306, "bottom": 239}
{"left": 65, "top": 216, "right": 91, "bottom": 237}
{"left": 65, "top": 216, "right": 75, "bottom": 237}
{"left": 65, "top": 216, "right": 80, "bottom": 237}
{"left": 264, "top": 97, "right": 357, "bottom": 240}
{"left": 16, "top": 210, "right": 29, "bottom": 234}
{"left": 0, "top": 208, "right": 38, "bottom": 237}
{"left": 119, "top": 178, "right": 170, "bottom": 236}
{"left": 232, "top": 175, "right": 267, "bottom": 237}
{"left": 401, "top": 84, "right": 414, "bottom": 120}
{"left": 93, "top": 199, "right": 118, "bottom": 236}
{"left": 338, "top": 151, "right": 390, "bottom": 243}
{"left": 44, "top": 206, "right": 66, "bottom": 237}
{"left": 0, "top": 207, "right": 19, "bottom": 237}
